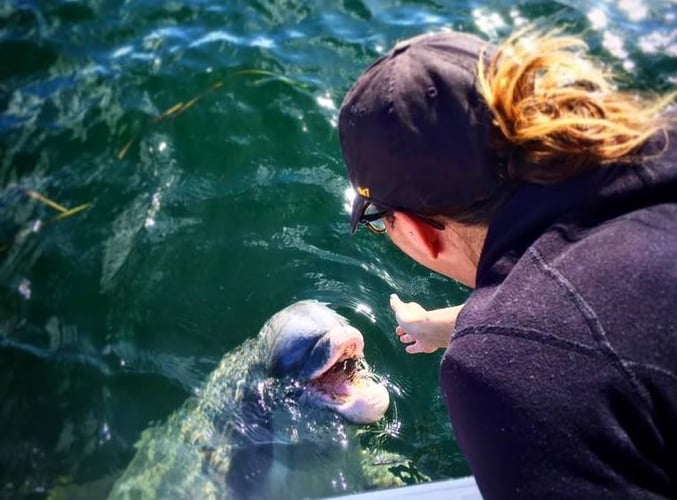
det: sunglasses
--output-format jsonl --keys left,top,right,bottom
{"left": 357, "top": 201, "right": 445, "bottom": 234}
{"left": 358, "top": 202, "right": 391, "bottom": 234}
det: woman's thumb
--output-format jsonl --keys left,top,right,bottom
{"left": 389, "top": 293, "right": 403, "bottom": 312}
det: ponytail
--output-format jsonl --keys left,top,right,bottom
{"left": 477, "top": 28, "right": 676, "bottom": 184}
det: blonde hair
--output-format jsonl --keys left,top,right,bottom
{"left": 476, "top": 28, "right": 676, "bottom": 184}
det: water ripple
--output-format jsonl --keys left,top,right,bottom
{"left": 0, "top": 0, "right": 674, "bottom": 495}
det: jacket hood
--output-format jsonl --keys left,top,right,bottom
{"left": 476, "top": 127, "right": 677, "bottom": 288}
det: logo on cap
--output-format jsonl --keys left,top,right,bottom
{"left": 356, "top": 186, "right": 370, "bottom": 197}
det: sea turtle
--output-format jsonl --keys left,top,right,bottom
{"left": 107, "top": 300, "right": 419, "bottom": 499}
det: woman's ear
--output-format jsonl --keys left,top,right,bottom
{"left": 393, "top": 212, "right": 441, "bottom": 259}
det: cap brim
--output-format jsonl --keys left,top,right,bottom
{"left": 350, "top": 195, "right": 369, "bottom": 234}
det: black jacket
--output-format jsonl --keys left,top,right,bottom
{"left": 441, "top": 129, "right": 677, "bottom": 499}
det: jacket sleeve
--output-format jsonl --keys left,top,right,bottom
{"left": 439, "top": 328, "right": 673, "bottom": 500}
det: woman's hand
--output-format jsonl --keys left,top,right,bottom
{"left": 389, "top": 294, "right": 463, "bottom": 354}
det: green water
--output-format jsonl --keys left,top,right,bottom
{"left": 0, "top": 0, "right": 674, "bottom": 497}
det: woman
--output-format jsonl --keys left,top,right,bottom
{"left": 338, "top": 29, "right": 676, "bottom": 498}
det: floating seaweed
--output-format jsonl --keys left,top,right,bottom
{"left": 117, "top": 81, "right": 224, "bottom": 159}
{"left": 116, "top": 69, "right": 311, "bottom": 160}
{"left": 26, "top": 190, "right": 92, "bottom": 222}
{"left": 0, "top": 191, "right": 91, "bottom": 253}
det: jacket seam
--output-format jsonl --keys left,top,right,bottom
{"left": 453, "top": 326, "right": 677, "bottom": 383}
{"left": 526, "top": 246, "right": 653, "bottom": 408}
{"left": 453, "top": 325, "right": 599, "bottom": 357}
{"left": 624, "top": 360, "right": 677, "bottom": 383}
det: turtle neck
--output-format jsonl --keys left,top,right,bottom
{"left": 476, "top": 128, "right": 677, "bottom": 289}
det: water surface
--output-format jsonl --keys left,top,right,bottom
{"left": 0, "top": 0, "right": 674, "bottom": 497}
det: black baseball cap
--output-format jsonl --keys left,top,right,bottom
{"left": 338, "top": 31, "right": 501, "bottom": 233}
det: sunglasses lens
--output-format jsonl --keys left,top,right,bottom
{"left": 367, "top": 219, "right": 386, "bottom": 233}
{"left": 360, "top": 203, "right": 388, "bottom": 234}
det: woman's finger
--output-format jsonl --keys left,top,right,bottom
{"left": 399, "top": 334, "right": 413, "bottom": 344}
{"left": 405, "top": 343, "right": 423, "bottom": 354}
